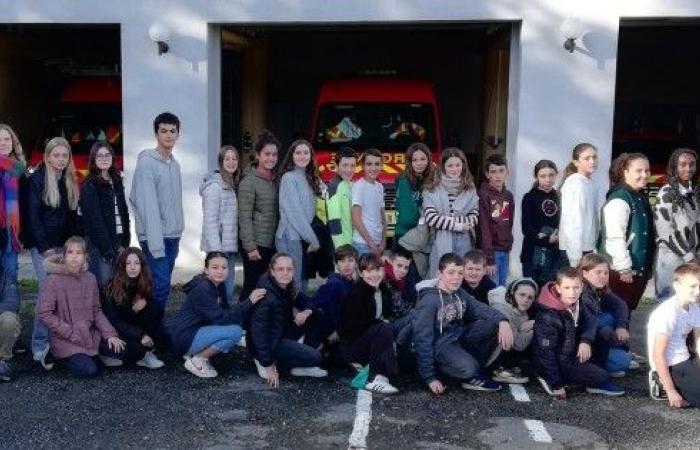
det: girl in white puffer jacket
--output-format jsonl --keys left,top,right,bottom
{"left": 200, "top": 145, "right": 240, "bottom": 303}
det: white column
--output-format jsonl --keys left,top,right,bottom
{"left": 120, "top": 14, "right": 219, "bottom": 280}
{"left": 507, "top": 4, "right": 620, "bottom": 276}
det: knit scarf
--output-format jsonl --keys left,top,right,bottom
{"left": 0, "top": 155, "right": 26, "bottom": 252}
{"left": 440, "top": 175, "right": 462, "bottom": 197}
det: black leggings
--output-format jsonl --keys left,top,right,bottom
{"left": 240, "top": 246, "right": 275, "bottom": 302}
{"left": 670, "top": 358, "right": 700, "bottom": 406}
{"left": 341, "top": 322, "right": 398, "bottom": 379}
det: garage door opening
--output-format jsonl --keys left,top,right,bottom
{"left": 220, "top": 23, "right": 513, "bottom": 221}
{"left": 0, "top": 24, "right": 121, "bottom": 177}
{"left": 614, "top": 20, "right": 700, "bottom": 199}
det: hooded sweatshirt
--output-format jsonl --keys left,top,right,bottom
{"left": 532, "top": 282, "right": 581, "bottom": 390}
{"left": 200, "top": 170, "right": 238, "bottom": 253}
{"left": 311, "top": 272, "right": 353, "bottom": 332}
{"left": 38, "top": 254, "right": 117, "bottom": 359}
{"left": 129, "top": 148, "right": 184, "bottom": 258}
{"left": 488, "top": 286, "right": 533, "bottom": 351}
{"left": 478, "top": 182, "right": 514, "bottom": 264}
{"left": 412, "top": 284, "right": 505, "bottom": 383}
{"left": 520, "top": 187, "right": 560, "bottom": 264}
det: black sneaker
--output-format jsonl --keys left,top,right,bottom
{"left": 649, "top": 370, "right": 667, "bottom": 401}
{"left": 461, "top": 372, "right": 502, "bottom": 392}
{"left": 0, "top": 359, "right": 13, "bottom": 382}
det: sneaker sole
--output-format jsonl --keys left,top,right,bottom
{"left": 136, "top": 361, "right": 164, "bottom": 369}
{"left": 461, "top": 383, "right": 501, "bottom": 392}
{"left": 363, "top": 386, "right": 399, "bottom": 395}
{"left": 537, "top": 377, "right": 554, "bottom": 396}
{"left": 183, "top": 361, "right": 217, "bottom": 378}
{"left": 609, "top": 371, "right": 626, "bottom": 378}
{"left": 585, "top": 388, "right": 625, "bottom": 396}
{"left": 290, "top": 372, "right": 328, "bottom": 378}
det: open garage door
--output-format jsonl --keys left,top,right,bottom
{"left": 220, "top": 23, "right": 512, "bottom": 232}
{"left": 0, "top": 24, "right": 121, "bottom": 178}
{"left": 614, "top": 20, "right": 700, "bottom": 200}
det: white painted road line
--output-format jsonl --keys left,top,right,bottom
{"left": 348, "top": 390, "right": 373, "bottom": 449}
{"left": 509, "top": 384, "right": 531, "bottom": 402}
{"left": 523, "top": 420, "right": 553, "bottom": 443}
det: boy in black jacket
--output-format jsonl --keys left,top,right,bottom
{"left": 412, "top": 253, "right": 513, "bottom": 395}
{"left": 340, "top": 253, "right": 399, "bottom": 394}
{"left": 533, "top": 267, "right": 625, "bottom": 398}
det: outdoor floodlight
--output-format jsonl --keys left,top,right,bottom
{"left": 561, "top": 18, "right": 585, "bottom": 53}
{"left": 149, "top": 22, "right": 171, "bottom": 55}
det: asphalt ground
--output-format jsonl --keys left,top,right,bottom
{"left": 3, "top": 289, "right": 700, "bottom": 450}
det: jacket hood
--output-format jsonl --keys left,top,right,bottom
{"left": 199, "top": 171, "right": 227, "bottom": 195}
{"left": 140, "top": 148, "right": 175, "bottom": 164}
{"left": 327, "top": 272, "right": 352, "bottom": 285}
{"left": 43, "top": 252, "right": 88, "bottom": 276}
{"left": 182, "top": 273, "right": 208, "bottom": 293}
{"left": 538, "top": 282, "right": 568, "bottom": 311}
{"left": 416, "top": 278, "right": 438, "bottom": 291}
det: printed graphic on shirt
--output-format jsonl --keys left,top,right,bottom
{"left": 490, "top": 199, "right": 512, "bottom": 221}
{"left": 437, "top": 299, "right": 463, "bottom": 324}
{"left": 541, "top": 199, "right": 558, "bottom": 217}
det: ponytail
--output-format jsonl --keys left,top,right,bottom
{"left": 560, "top": 142, "right": 597, "bottom": 187}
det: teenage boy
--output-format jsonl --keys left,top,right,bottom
{"left": 648, "top": 262, "right": 700, "bottom": 408}
{"left": 312, "top": 244, "right": 358, "bottom": 342}
{"left": 327, "top": 147, "right": 357, "bottom": 249}
{"left": 413, "top": 252, "right": 514, "bottom": 395}
{"left": 383, "top": 246, "right": 421, "bottom": 343}
{"left": 352, "top": 149, "right": 385, "bottom": 256}
{"left": 533, "top": 267, "right": 625, "bottom": 398}
{"left": 462, "top": 250, "right": 497, "bottom": 304}
{"left": 130, "top": 112, "right": 184, "bottom": 325}
{"left": 479, "top": 153, "right": 514, "bottom": 287}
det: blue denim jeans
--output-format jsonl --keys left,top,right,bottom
{"left": 140, "top": 238, "right": 180, "bottom": 322}
{"left": 30, "top": 246, "right": 62, "bottom": 358}
{"left": 597, "top": 312, "right": 632, "bottom": 373}
{"left": 490, "top": 251, "right": 510, "bottom": 287}
{"left": 224, "top": 252, "right": 237, "bottom": 304}
{"left": 353, "top": 242, "right": 372, "bottom": 256}
{"left": 60, "top": 353, "right": 100, "bottom": 378}
{"left": 654, "top": 247, "right": 683, "bottom": 302}
{"left": 274, "top": 338, "right": 322, "bottom": 371}
{"left": 189, "top": 324, "right": 243, "bottom": 355}
{"left": 88, "top": 242, "right": 114, "bottom": 289}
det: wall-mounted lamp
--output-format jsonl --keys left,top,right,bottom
{"left": 561, "top": 18, "right": 585, "bottom": 53}
{"left": 148, "top": 22, "right": 170, "bottom": 55}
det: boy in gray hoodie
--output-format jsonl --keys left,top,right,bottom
{"left": 129, "top": 112, "right": 184, "bottom": 325}
{"left": 412, "top": 252, "right": 513, "bottom": 394}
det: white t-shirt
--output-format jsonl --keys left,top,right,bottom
{"left": 352, "top": 177, "right": 385, "bottom": 246}
{"left": 647, "top": 297, "right": 700, "bottom": 370}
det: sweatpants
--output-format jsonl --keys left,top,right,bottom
{"left": 59, "top": 353, "right": 100, "bottom": 378}
{"left": 609, "top": 270, "right": 648, "bottom": 315}
{"left": 272, "top": 338, "right": 322, "bottom": 371}
{"left": 562, "top": 360, "right": 608, "bottom": 387}
{"left": 240, "top": 245, "right": 275, "bottom": 302}
{"left": 341, "top": 322, "right": 398, "bottom": 379}
{"left": 670, "top": 358, "right": 700, "bottom": 406}
{"left": 436, "top": 319, "right": 500, "bottom": 380}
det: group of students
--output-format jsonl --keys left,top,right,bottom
{"left": 0, "top": 113, "right": 700, "bottom": 408}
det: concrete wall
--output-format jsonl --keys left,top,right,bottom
{"left": 2, "top": 0, "right": 700, "bottom": 277}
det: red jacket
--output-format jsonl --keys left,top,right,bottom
{"left": 478, "top": 182, "right": 514, "bottom": 264}
{"left": 38, "top": 256, "right": 117, "bottom": 359}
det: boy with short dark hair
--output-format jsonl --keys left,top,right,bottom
{"left": 533, "top": 267, "right": 625, "bottom": 398}
{"left": 327, "top": 147, "right": 357, "bottom": 249}
{"left": 461, "top": 250, "right": 497, "bottom": 304}
{"left": 383, "top": 246, "right": 420, "bottom": 343}
{"left": 413, "top": 252, "right": 514, "bottom": 395}
{"left": 312, "top": 244, "right": 358, "bottom": 342}
{"left": 352, "top": 149, "right": 385, "bottom": 256}
{"left": 478, "top": 153, "right": 514, "bottom": 287}
{"left": 648, "top": 263, "right": 700, "bottom": 408}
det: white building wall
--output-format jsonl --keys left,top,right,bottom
{"left": 2, "top": 0, "right": 700, "bottom": 277}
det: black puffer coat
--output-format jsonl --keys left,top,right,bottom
{"left": 80, "top": 174, "right": 131, "bottom": 259}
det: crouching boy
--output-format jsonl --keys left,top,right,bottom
{"left": 383, "top": 246, "right": 420, "bottom": 343}
{"left": 648, "top": 262, "right": 700, "bottom": 408}
{"left": 533, "top": 267, "right": 625, "bottom": 398}
{"left": 412, "top": 252, "right": 514, "bottom": 395}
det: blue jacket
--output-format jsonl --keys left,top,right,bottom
{"left": 311, "top": 272, "right": 353, "bottom": 332}
{"left": 166, "top": 275, "right": 251, "bottom": 355}
{"left": 247, "top": 272, "right": 312, "bottom": 367}
{"left": 412, "top": 285, "right": 505, "bottom": 383}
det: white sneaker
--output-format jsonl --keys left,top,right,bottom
{"left": 236, "top": 334, "right": 247, "bottom": 348}
{"left": 628, "top": 359, "right": 640, "bottom": 370}
{"left": 34, "top": 346, "right": 54, "bottom": 371}
{"left": 184, "top": 356, "right": 218, "bottom": 378}
{"left": 364, "top": 375, "right": 399, "bottom": 395}
{"left": 99, "top": 355, "right": 124, "bottom": 367}
{"left": 254, "top": 359, "right": 268, "bottom": 380}
{"left": 290, "top": 366, "right": 328, "bottom": 378}
{"left": 137, "top": 351, "right": 165, "bottom": 369}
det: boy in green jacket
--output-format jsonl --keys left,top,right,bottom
{"left": 327, "top": 147, "right": 357, "bottom": 249}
